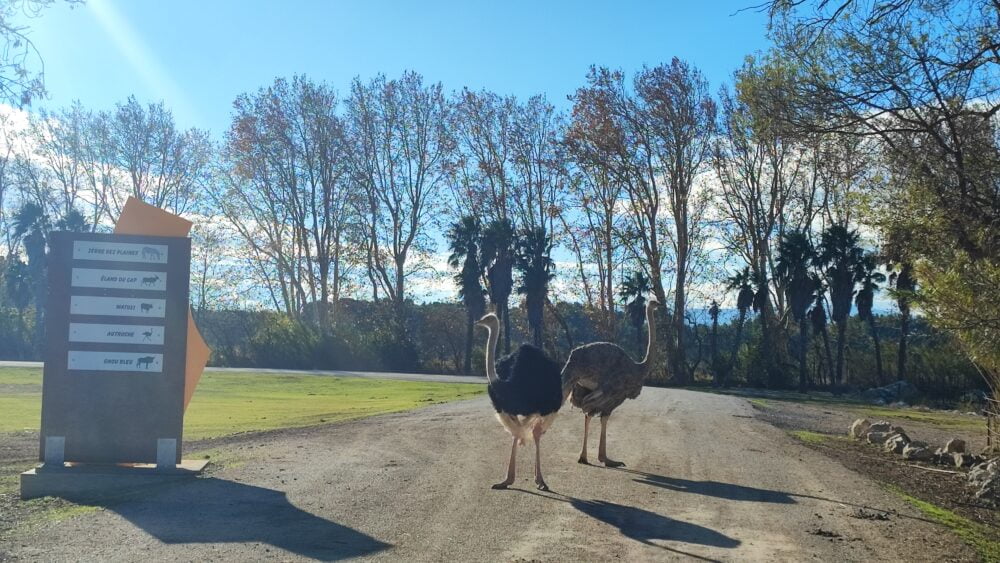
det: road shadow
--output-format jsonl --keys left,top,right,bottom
{"left": 570, "top": 498, "right": 741, "bottom": 549}
{"left": 616, "top": 467, "right": 942, "bottom": 526}
{"left": 72, "top": 477, "right": 390, "bottom": 561}
{"left": 622, "top": 469, "right": 796, "bottom": 504}
{"left": 507, "top": 488, "right": 739, "bottom": 561}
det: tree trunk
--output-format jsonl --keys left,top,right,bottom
{"left": 868, "top": 316, "right": 884, "bottom": 385}
{"left": 897, "top": 303, "right": 910, "bottom": 381}
{"left": 819, "top": 325, "right": 834, "bottom": 386}
{"left": 463, "top": 311, "right": 474, "bottom": 374}
{"left": 673, "top": 269, "right": 688, "bottom": 385}
{"left": 835, "top": 319, "right": 848, "bottom": 387}
{"left": 501, "top": 302, "right": 511, "bottom": 354}
{"left": 798, "top": 319, "right": 809, "bottom": 392}
{"left": 710, "top": 316, "right": 719, "bottom": 386}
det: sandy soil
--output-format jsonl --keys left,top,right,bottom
{"left": 0, "top": 388, "right": 977, "bottom": 561}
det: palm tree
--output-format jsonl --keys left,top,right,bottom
{"left": 815, "top": 224, "right": 864, "bottom": 387}
{"left": 776, "top": 231, "right": 819, "bottom": 391}
{"left": 855, "top": 253, "right": 887, "bottom": 385}
{"left": 619, "top": 270, "right": 652, "bottom": 356}
{"left": 514, "top": 226, "right": 554, "bottom": 348}
{"left": 12, "top": 203, "right": 50, "bottom": 354}
{"left": 725, "top": 267, "right": 756, "bottom": 371}
{"left": 447, "top": 215, "right": 486, "bottom": 374}
{"left": 481, "top": 218, "right": 515, "bottom": 353}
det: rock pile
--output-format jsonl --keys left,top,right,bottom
{"left": 847, "top": 418, "right": 1000, "bottom": 505}
{"left": 968, "top": 458, "right": 1000, "bottom": 506}
{"left": 847, "top": 418, "right": 986, "bottom": 468}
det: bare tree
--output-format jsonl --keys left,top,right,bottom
{"left": 104, "top": 96, "right": 211, "bottom": 217}
{"left": 636, "top": 59, "right": 717, "bottom": 382}
{"left": 345, "top": 72, "right": 453, "bottom": 322}
{"left": 712, "top": 60, "right": 808, "bottom": 386}
{"left": 216, "top": 76, "right": 357, "bottom": 332}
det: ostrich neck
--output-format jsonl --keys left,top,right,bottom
{"left": 484, "top": 327, "right": 499, "bottom": 384}
{"left": 640, "top": 306, "right": 657, "bottom": 367}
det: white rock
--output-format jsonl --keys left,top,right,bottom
{"left": 902, "top": 444, "right": 934, "bottom": 461}
{"left": 944, "top": 438, "right": 966, "bottom": 454}
{"left": 849, "top": 418, "right": 872, "bottom": 440}
{"left": 867, "top": 421, "right": 893, "bottom": 433}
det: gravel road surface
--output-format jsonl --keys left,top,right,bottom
{"left": 3, "top": 388, "right": 973, "bottom": 561}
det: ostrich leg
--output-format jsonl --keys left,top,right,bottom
{"left": 492, "top": 435, "right": 517, "bottom": 489}
{"left": 532, "top": 424, "right": 549, "bottom": 491}
{"left": 577, "top": 414, "right": 591, "bottom": 464}
{"left": 597, "top": 415, "right": 625, "bottom": 467}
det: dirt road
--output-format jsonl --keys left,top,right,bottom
{"left": 3, "top": 388, "right": 974, "bottom": 561}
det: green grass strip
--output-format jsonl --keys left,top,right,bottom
{"left": 886, "top": 485, "right": 1000, "bottom": 562}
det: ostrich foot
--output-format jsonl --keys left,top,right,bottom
{"left": 536, "top": 479, "right": 550, "bottom": 491}
{"left": 577, "top": 456, "right": 589, "bottom": 465}
{"left": 599, "top": 457, "right": 625, "bottom": 468}
{"left": 491, "top": 480, "right": 513, "bottom": 490}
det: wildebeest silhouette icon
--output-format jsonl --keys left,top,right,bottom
{"left": 142, "top": 247, "right": 162, "bottom": 261}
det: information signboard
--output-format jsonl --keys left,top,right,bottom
{"left": 40, "top": 232, "right": 191, "bottom": 465}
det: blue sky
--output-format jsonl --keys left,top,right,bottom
{"left": 27, "top": 0, "right": 771, "bottom": 136}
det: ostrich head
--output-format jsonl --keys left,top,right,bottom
{"left": 475, "top": 312, "right": 500, "bottom": 331}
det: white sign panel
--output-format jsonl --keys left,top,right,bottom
{"left": 69, "top": 323, "right": 165, "bottom": 345}
{"left": 72, "top": 241, "right": 168, "bottom": 264}
{"left": 70, "top": 296, "right": 166, "bottom": 318}
{"left": 71, "top": 269, "right": 167, "bottom": 291}
{"left": 67, "top": 351, "right": 163, "bottom": 373}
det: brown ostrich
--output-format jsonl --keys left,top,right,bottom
{"left": 561, "top": 297, "right": 660, "bottom": 467}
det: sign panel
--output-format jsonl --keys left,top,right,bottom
{"left": 40, "top": 232, "right": 190, "bottom": 465}
{"left": 68, "top": 351, "right": 164, "bottom": 373}
{"left": 69, "top": 296, "right": 166, "bottom": 318}
{"left": 71, "top": 268, "right": 167, "bottom": 291}
{"left": 69, "top": 323, "right": 165, "bottom": 345}
{"left": 72, "top": 240, "right": 168, "bottom": 263}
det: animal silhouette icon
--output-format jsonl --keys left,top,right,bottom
{"left": 141, "top": 247, "right": 162, "bottom": 261}
{"left": 140, "top": 303, "right": 153, "bottom": 313}
{"left": 142, "top": 330, "right": 153, "bottom": 341}
{"left": 141, "top": 275, "right": 160, "bottom": 287}
{"left": 136, "top": 356, "right": 155, "bottom": 369}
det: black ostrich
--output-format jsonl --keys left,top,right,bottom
{"left": 476, "top": 312, "right": 563, "bottom": 491}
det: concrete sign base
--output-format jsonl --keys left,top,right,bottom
{"left": 19, "top": 460, "right": 209, "bottom": 501}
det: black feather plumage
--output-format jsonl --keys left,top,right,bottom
{"left": 487, "top": 343, "right": 563, "bottom": 416}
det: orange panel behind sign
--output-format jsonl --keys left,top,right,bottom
{"left": 114, "top": 197, "right": 210, "bottom": 411}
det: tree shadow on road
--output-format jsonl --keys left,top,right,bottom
{"left": 69, "top": 477, "right": 390, "bottom": 561}
{"left": 622, "top": 469, "right": 796, "bottom": 504}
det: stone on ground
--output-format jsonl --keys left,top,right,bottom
{"left": 849, "top": 418, "right": 872, "bottom": 440}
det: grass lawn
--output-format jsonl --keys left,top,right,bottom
{"left": 0, "top": 367, "right": 484, "bottom": 440}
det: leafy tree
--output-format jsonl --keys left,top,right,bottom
{"left": 619, "top": 269, "right": 651, "bottom": 357}
{"left": 446, "top": 215, "right": 486, "bottom": 374}
{"left": 855, "top": 253, "right": 886, "bottom": 384}
{"left": 815, "top": 224, "right": 863, "bottom": 386}
{"left": 776, "top": 231, "right": 819, "bottom": 390}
